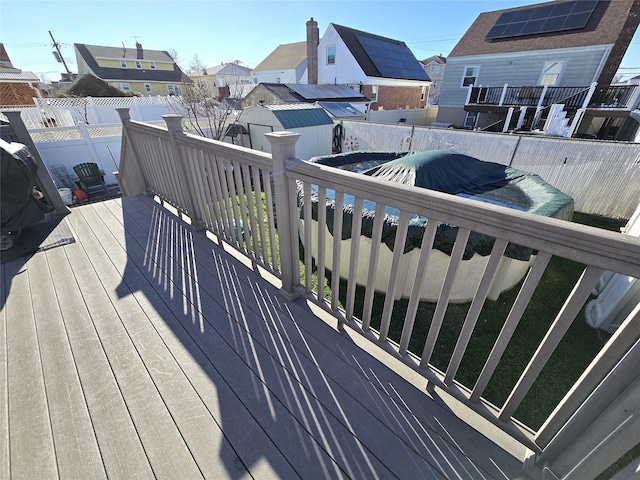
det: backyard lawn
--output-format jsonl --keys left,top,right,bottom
{"left": 318, "top": 212, "right": 627, "bottom": 430}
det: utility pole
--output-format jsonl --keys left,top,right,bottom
{"left": 49, "top": 30, "right": 72, "bottom": 76}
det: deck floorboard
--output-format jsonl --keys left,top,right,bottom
{"left": 1, "top": 195, "right": 525, "bottom": 479}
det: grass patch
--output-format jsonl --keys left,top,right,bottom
{"left": 314, "top": 212, "right": 626, "bottom": 429}
{"left": 252, "top": 185, "right": 624, "bottom": 429}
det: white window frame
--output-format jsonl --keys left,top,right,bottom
{"left": 167, "top": 84, "right": 176, "bottom": 95}
{"left": 327, "top": 45, "right": 336, "bottom": 65}
{"left": 461, "top": 65, "right": 479, "bottom": 87}
{"left": 429, "top": 63, "right": 441, "bottom": 75}
{"left": 144, "top": 83, "right": 152, "bottom": 93}
{"left": 116, "top": 83, "right": 132, "bottom": 92}
{"left": 539, "top": 60, "right": 565, "bottom": 86}
{"left": 135, "top": 60, "right": 142, "bottom": 69}
{"left": 420, "top": 85, "right": 426, "bottom": 101}
{"left": 149, "top": 62, "right": 156, "bottom": 69}
{"left": 120, "top": 59, "right": 128, "bottom": 69}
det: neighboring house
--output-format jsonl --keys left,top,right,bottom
{"left": 190, "top": 62, "right": 254, "bottom": 99}
{"left": 421, "top": 55, "right": 446, "bottom": 104}
{"left": 74, "top": 42, "right": 190, "bottom": 96}
{"left": 242, "top": 82, "right": 368, "bottom": 118}
{"left": 0, "top": 43, "right": 43, "bottom": 105}
{"left": 436, "top": 0, "right": 640, "bottom": 140}
{"left": 238, "top": 103, "right": 333, "bottom": 159}
{"left": 305, "top": 18, "right": 431, "bottom": 111}
{"left": 251, "top": 42, "right": 307, "bottom": 85}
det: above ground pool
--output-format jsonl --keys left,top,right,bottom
{"left": 299, "top": 149, "right": 574, "bottom": 302}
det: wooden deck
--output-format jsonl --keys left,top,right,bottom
{"left": 1, "top": 194, "right": 526, "bottom": 479}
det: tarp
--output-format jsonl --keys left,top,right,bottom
{"left": 300, "top": 150, "right": 574, "bottom": 260}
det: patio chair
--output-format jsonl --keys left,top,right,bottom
{"left": 73, "top": 162, "right": 107, "bottom": 195}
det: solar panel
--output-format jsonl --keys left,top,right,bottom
{"left": 486, "top": 0, "right": 598, "bottom": 40}
{"left": 355, "top": 34, "right": 430, "bottom": 81}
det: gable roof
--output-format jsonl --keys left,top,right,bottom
{"left": 330, "top": 24, "right": 430, "bottom": 81}
{"left": 450, "top": 0, "right": 639, "bottom": 57}
{"left": 253, "top": 42, "right": 307, "bottom": 71}
{"left": 74, "top": 43, "right": 189, "bottom": 83}
{"left": 205, "top": 63, "right": 252, "bottom": 76}
{"left": 421, "top": 55, "right": 447, "bottom": 65}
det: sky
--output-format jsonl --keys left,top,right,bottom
{"left": 1, "top": 0, "right": 639, "bottom": 83}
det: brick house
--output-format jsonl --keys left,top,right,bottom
{"left": 305, "top": 18, "right": 431, "bottom": 111}
{"left": 435, "top": 0, "right": 640, "bottom": 140}
{"left": 0, "top": 44, "right": 43, "bottom": 105}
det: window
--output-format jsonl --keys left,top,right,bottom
{"left": 539, "top": 61, "right": 564, "bottom": 86}
{"left": 371, "top": 85, "right": 378, "bottom": 101}
{"left": 149, "top": 62, "right": 156, "bottom": 69}
{"left": 276, "top": 76, "right": 281, "bottom": 83}
{"left": 429, "top": 63, "right": 441, "bottom": 75}
{"left": 136, "top": 61, "right": 142, "bottom": 69}
{"left": 420, "top": 85, "right": 427, "bottom": 101}
{"left": 461, "top": 66, "right": 479, "bottom": 87}
{"left": 116, "top": 83, "right": 131, "bottom": 92}
{"left": 144, "top": 83, "right": 152, "bottom": 93}
{"left": 120, "top": 59, "right": 128, "bottom": 68}
{"left": 327, "top": 45, "right": 336, "bottom": 65}
{"left": 464, "top": 111, "right": 478, "bottom": 128}
{"left": 167, "top": 84, "right": 182, "bottom": 95}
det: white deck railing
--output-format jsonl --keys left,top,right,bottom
{"left": 117, "top": 108, "right": 640, "bottom": 480}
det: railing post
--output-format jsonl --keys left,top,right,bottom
{"left": 163, "top": 114, "right": 203, "bottom": 230}
{"left": 537, "top": 84, "right": 549, "bottom": 108}
{"left": 581, "top": 82, "right": 598, "bottom": 110}
{"left": 499, "top": 83, "right": 508, "bottom": 106}
{"left": 503, "top": 107, "right": 514, "bottom": 132}
{"left": 2, "top": 110, "right": 70, "bottom": 216}
{"left": 465, "top": 84, "right": 474, "bottom": 105}
{"left": 266, "top": 131, "right": 301, "bottom": 301}
{"left": 116, "top": 107, "right": 149, "bottom": 196}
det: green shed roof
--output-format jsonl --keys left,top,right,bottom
{"left": 272, "top": 107, "right": 333, "bottom": 129}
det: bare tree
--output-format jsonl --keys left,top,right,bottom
{"left": 167, "top": 48, "right": 185, "bottom": 72}
{"left": 189, "top": 54, "right": 206, "bottom": 75}
{"left": 168, "top": 74, "right": 243, "bottom": 141}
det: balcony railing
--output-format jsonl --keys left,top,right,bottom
{"left": 117, "top": 108, "right": 640, "bottom": 479}
{"left": 467, "top": 83, "right": 640, "bottom": 110}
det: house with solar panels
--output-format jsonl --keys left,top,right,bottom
{"left": 305, "top": 18, "right": 431, "bottom": 111}
{"left": 435, "top": 0, "right": 640, "bottom": 141}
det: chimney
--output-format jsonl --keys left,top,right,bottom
{"left": 306, "top": 17, "right": 319, "bottom": 85}
{"left": 136, "top": 42, "right": 143, "bottom": 59}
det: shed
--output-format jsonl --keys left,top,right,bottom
{"left": 240, "top": 104, "right": 334, "bottom": 160}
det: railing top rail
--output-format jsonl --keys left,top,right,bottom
{"left": 288, "top": 159, "right": 640, "bottom": 278}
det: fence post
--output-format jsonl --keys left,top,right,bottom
{"left": 266, "top": 131, "right": 301, "bottom": 301}
{"left": 77, "top": 123, "right": 103, "bottom": 167}
{"left": 2, "top": 110, "right": 70, "bottom": 216}
{"left": 116, "top": 107, "right": 149, "bottom": 196}
{"left": 162, "top": 114, "right": 203, "bottom": 230}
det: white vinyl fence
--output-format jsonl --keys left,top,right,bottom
{"left": 341, "top": 120, "right": 640, "bottom": 219}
